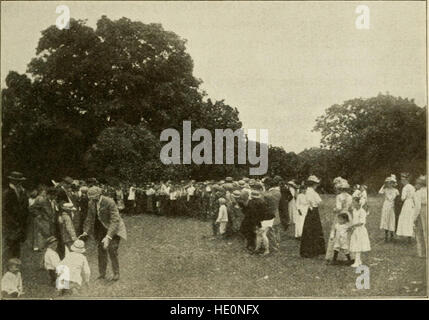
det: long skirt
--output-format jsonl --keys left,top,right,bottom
{"left": 289, "top": 199, "right": 297, "bottom": 224}
{"left": 294, "top": 209, "right": 307, "bottom": 238}
{"left": 380, "top": 199, "right": 396, "bottom": 232}
{"left": 146, "top": 195, "right": 154, "bottom": 213}
{"left": 300, "top": 207, "right": 326, "bottom": 258}
{"left": 325, "top": 214, "right": 338, "bottom": 260}
{"left": 33, "top": 217, "right": 54, "bottom": 250}
{"left": 415, "top": 204, "right": 427, "bottom": 257}
{"left": 397, "top": 199, "right": 415, "bottom": 237}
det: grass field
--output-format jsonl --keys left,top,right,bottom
{"left": 18, "top": 195, "right": 427, "bottom": 298}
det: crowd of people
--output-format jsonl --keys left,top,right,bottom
{"left": 1, "top": 170, "right": 427, "bottom": 297}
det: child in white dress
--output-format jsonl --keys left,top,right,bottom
{"left": 329, "top": 213, "right": 353, "bottom": 265}
{"left": 349, "top": 195, "right": 371, "bottom": 267}
{"left": 379, "top": 175, "right": 399, "bottom": 242}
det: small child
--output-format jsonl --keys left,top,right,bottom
{"left": 1, "top": 258, "right": 24, "bottom": 298}
{"left": 44, "top": 236, "right": 60, "bottom": 287}
{"left": 349, "top": 195, "right": 371, "bottom": 267}
{"left": 216, "top": 198, "right": 228, "bottom": 237}
{"left": 57, "top": 239, "right": 90, "bottom": 295}
{"left": 329, "top": 213, "right": 353, "bottom": 265}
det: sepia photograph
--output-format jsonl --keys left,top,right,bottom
{"left": 0, "top": 0, "right": 427, "bottom": 300}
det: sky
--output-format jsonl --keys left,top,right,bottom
{"left": 1, "top": 1, "right": 426, "bottom": 152}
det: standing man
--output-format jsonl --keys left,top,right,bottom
{"left": 263, "top": 177, "right": 282, "bottom": 252}
{"left": 2, "top": 172, "right": 29, "bottom": 269}
{"left": 80, "top": 186, "right": 127, "bottom": 281}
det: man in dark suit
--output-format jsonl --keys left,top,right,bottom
{"left": 2, "top": 172, "right": 29, "bottom": 270}
{"left": 80, "top": 186, "right": 127, "bottom": 282}
{"left": 263, "top": 177, "right": 282, "bottom": 252}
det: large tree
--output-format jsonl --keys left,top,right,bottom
{"left": 313, "top": 94, "right": 426, "bottom": 188}
{"left": 2, "top": 16, "right": 243, "bottom": 183}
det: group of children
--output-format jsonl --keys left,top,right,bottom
{"left": 2, "top": 237, "right": 90, "bottom": 297}
{"left": 327, "top": 178, "right": 371, "bottom": 267}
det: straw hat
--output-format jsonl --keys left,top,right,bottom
{"left": 70, "top": 239, "right": 86, "bottom": 253}
{"left": 8, "top": 171, "right": 26, "bottom": 181}
{"left": 385, "top": 174, "right": 397, "bottom": 184}
{"left": 8, "top": 258, "right": 21, "bottom": 267}
{"left": 62, "top": 203, "right": 77, "bottom": 211}
{"left": 288, "top": 180, "right": 299, "bottom": 188}
{"left": 232, "top": 190, "right": 242, "bottom": 198}
{"left": 45, "top": 236, "right": 58, "bottom": 247}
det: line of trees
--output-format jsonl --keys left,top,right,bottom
{"left": 2, "top": 16, "right": 426, "bottom": 191}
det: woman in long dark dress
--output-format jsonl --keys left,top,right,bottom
{"left": 300, "top": 176, "right": 326, "bottom": 258}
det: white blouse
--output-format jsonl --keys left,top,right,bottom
{"left": 401, "top": 184, "right": 416, "bottom": 202}
{"left": 305, "top": 187, "right": 322, "bottom": 208}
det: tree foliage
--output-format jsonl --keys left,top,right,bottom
{"left": 313, "top": 94, "right": 426, "bottom": 189}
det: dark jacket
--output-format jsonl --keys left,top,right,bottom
{"left": 2, "top": 185, "right": 29, "bottom": 242}
{"left": 84, "top": 196, "right": 127, "bottom": 240}
{"left": 279, "top": 184, "right": 293, "bottom": 228}
{"left": 247, "top": 197, "right": 272, "bottom": 228}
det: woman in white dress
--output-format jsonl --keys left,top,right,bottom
{"left": 288, "top": 181, "right": 298, "bottom": 225}
{"left": 295, "top": 185, "right": 309, "bottom": 238}
{"left": 379, "top": 175, "right": 400, "bottom": 242}
{"left": 396, "top": 173, "right": 416, "bottom": 241}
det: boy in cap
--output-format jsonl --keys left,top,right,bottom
{"left": 57, "top": 239, "right": 90, "bottom": 295}
{"left": 1, "top": 258, "right": 24, "bottom": 298}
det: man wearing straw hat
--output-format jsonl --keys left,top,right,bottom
{"left": 80, "top": 186, "right": 127, "bottom": 282}
{"left": 2, "top": 172, "right": 29, "bottom": 269}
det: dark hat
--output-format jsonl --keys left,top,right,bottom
{"left": 8, "top": 171, "right": 26, "bottom": 181}
{"left": 251, "top": 190, "right": 261, "bottom": 199}
{"left": 45, "top": 236, "right": 58, "bottom": 246}
{"left": 400, "top": 172, "right": 411, "bottom": 179}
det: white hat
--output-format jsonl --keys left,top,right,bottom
{"left": 288, "top": 180, "right": 299, "bottom": 188}
{"left": 337, "top": 179, "right": 350, "bottom": 189}
{"left": 385, "top": 174, "right": 397, "bottom": 183}
{"left": 307, "top": 175, "right": 320, "bottom": 184}
{"left": 70, "top": 239, "right": 86, "bottom": 253}
{"left": 62, "top": 202, "right": 77, "bottom": 211}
